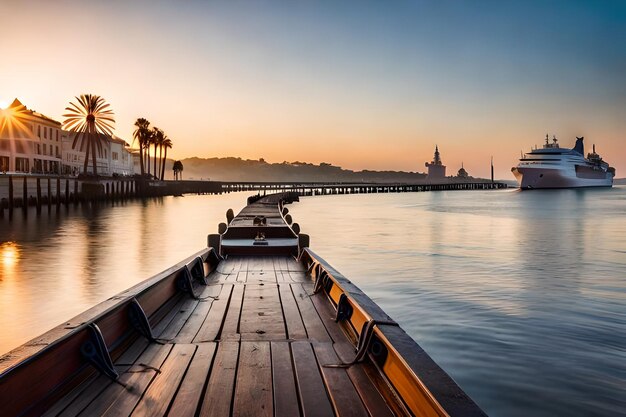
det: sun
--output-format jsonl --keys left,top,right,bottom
{"left": 0, "top": 100, "right": 8, "bottom": 110}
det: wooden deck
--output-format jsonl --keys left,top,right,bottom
{"left": 42, "top": 255, "right": 396, "bottom": 417}
{"left": 1, "top": 192, "right": 486, "bottom": 417}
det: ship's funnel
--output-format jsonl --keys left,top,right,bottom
{"left": 573, "top": 137, "right": 584, "bottom": 155}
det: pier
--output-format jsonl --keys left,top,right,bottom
{"left": 0, "top": 174, "right": 508, "bottom": 216}
{"left": 0, "top": 175, "right": 137, "bottom": 214}
{"left": 0, "top": 192, "right": 486, "bottom": 417}
{"left": 219, "top": 180, "right": 508, "bottom": 195}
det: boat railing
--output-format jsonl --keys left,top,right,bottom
{"left": 300, "top": 247, "right": 486, "bottom": 417}
{"left": 0, "top": 247, "right": 219, "bottom": 417}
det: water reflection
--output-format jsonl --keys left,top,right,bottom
{"left": 0, "top": 241, "right": 20, "bottom": 277}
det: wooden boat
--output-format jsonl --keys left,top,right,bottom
{"left": 0, "top": 192, "right": 486, "bottom": 416}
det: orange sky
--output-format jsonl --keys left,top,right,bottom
{"left": 1, "top": 1, "right": 624, "bottom": 179}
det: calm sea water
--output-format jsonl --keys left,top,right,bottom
{"left": 1, "top": 188, "right": 625, "bottom": 416}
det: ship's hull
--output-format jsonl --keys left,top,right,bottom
{"left": 512, "top": 166, "right": 614, "bottom": 189}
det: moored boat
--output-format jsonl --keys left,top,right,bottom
{"left": 0, "top": 192, "right": 486, "bottom": 416}
{"left": 511, "top": 135, "right": 615, "bottom": 189}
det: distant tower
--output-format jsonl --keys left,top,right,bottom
{"left": 425, "top": 145, "right": 446, "bottom": 179}
{"left": 490, "top": 156, "right": 494, "bottom": 183}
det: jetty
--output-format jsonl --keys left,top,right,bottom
{"left": 0, "top": 174, "right": 507, "bottom": 214}
{"left": 0, "top": 192, "right": 486, "bottom": 416}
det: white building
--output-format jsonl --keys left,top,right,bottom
{"left": 1, "top": 98, "right": 136, "bottom": 177}
{"left": 108, "top": 136, "right": 135, "bottom": 176}
{"left": 0, "top": 98, "right": 62, "bottom": 174}
{"left": 61, "top": 132, "right": 135, "bottom": 176}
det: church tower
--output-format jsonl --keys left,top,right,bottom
{"left": 425, "top": 145, "right": 446, "bottom": 179}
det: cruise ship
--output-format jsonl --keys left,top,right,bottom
{"left": 512, "top": 135, "right": 615, "bottom": 189}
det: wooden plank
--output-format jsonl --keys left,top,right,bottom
{"left": 247, "top": 256, "right": 273, "bottom": 271}
{"left": 288, "top": 270, "right": 309, "bottom": 283}
{"left": 131, "top": 344, "right": 197, "bottom": 417}
{"left": 291, "top": 341, "right": 334, "bottom": 417}
{"left": 246, "top": 269, "right": 277, "bottom": 284}
{"left": 42, "top": 372, "right": 105, "bottom": 417}
{"left": 308, "top": 289, "right": 395, "bottom": 416}
{"left": 271, "top": 342, "right": 301, "bottom": 417}
{"left": 239, "top": 284, "right": 286, "bottom": 341}
{"left": 174, "top": 285, "right": 223, "bottom": 343}
{"left": 233, "top": 342, "right": 273, "bottom": 417}
{"left": 56, "top": 366, "right": 130, "bottom": 417}
{"left": 272, "top": 256, "right": 302, "bottom": 272}
{"left": 193, "top": 284, "right": 233, "bottom": 343}
{"left": 219, "top": 284, "right": 245, "bottom": 340}
{"left": 278, "top": 284, "right": 307, "bottom": 340}
{"left": 347, "top": 364, "right": 395, "bottom": 417}
{"left": 157, "top": 297, "right": 199, "bottom": 341}
{"left": 309, "top": 290, "right": 356, "bottom": 362}
{"left": 116, "top": 338, "right": 150, "bottom": 366}
{"left": 313, "top": 342, "right": 368, "bottom": 417}
{"left": 167, "top": 343, "right": 217, "bottom": 417}
{"left": 198, "top": 342, "right": 239, "bottom": 417}
{"left": 151, "top": 296, "right": 188, "bottom": 337}
{"left": 285, "top": 256, "right": 303, "bottom": 271}
{"left": 236, "top": 270, "right": 248, "bottom": 282}
{"left": 216, "top": 257, "right": 239, "bottom": 275}
{"left": 272, "top": 256, "right": 287, "bottom": 271}
{"left": 275, "top": 270, "right": 288, "bottom": 282}
{"left": 291, "top": 284, "right": 331, "bottom": 342}
{"left": 78, "top": 343, "right": 172, "bottom": 416}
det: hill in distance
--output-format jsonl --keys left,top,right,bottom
{"left": 165, "top": 157, "right": 489, "bottom": 183}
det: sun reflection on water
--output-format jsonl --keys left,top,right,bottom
{"left": 1, "top": 242, "right": 20, "bottom": 277}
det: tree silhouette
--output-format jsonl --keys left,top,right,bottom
{"left": 63, "top": 94, "right": 115, "bottom": 176}
{"left": 173, "top": 160, "right": 183, "bottom": 180}
{"left": 132, "top": 118, "right": 151, "bottom": 176}
{"left": 160, "top": 137, "right": 172, "bottom": 180}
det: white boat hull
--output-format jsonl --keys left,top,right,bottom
{"left": 512, "top": 166, "right": 614, "bottom": 189}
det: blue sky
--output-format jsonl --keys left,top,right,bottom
{"left": 1, "top": 0, "right": 625, "bottom": 177}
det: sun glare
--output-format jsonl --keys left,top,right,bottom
{"left": 0, "top": 100, "right": 8, "bottom": 110}
{"left": 1, "top": 242, "right": 20, "bottom": 270}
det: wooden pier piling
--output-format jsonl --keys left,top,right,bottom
{"left": 8, "top": 176, "right": 13, "bottom": 211}
{"left": 36, "top": 178, "right": 42, "bottom": 213}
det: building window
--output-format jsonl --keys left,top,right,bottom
{"left": 36, "top": 144, "right": 41, "bottom": 154}
{"left": 38, "top": 125, "right": 41, "bottom": 137}
{"left": 56, "top": 130, "right": 59, "bottom": 141}
{"left": 43, "top": 144, "right": 47, "bottom": 155}
{"left": 112, "top": 152, "right": 118, "bottom": 161}
{"left": 15, "top": 157, "right": 29, "bottom": 173}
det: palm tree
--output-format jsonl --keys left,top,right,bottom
{"left": 173, "top": 160, "right": 183, "bottom": 180}
{"left": 160, "top": 137, "right": 172, "bottom": 180}
{"left": 145, "top": 129, "right": 153, "bottom": 177}
{"left": 156, "top": 131, "right": 168, "bottom": 180}
{"left": 63, "top": 94, "right": 115, "bottom": 176}
{"left": 152, "top": 127, "right": 163, "bottom": 179}
{"left": 132, "top": 118, "right": 151, "bottom": 176}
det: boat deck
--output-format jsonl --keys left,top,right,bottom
{"left": 44, "top": 256, "right": 395, "bottom": 417}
